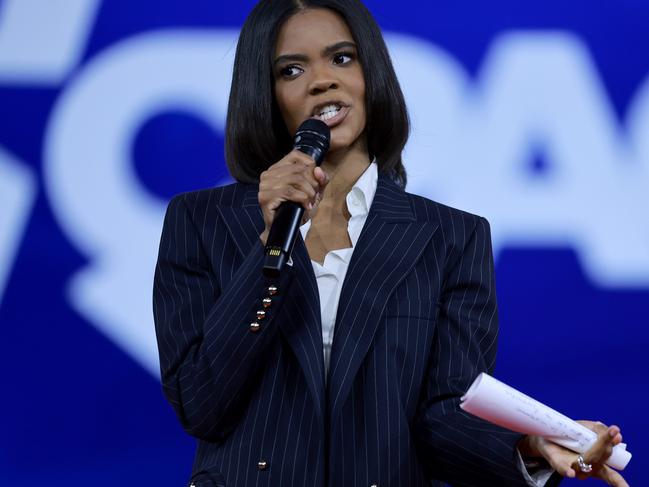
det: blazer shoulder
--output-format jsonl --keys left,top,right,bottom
{"left": 405, "top": 191, "right": 488, "bottom": 231}
{"left": 404, "top": 193, "right": 494, "bottom": 273}
{"left": 167, "top": 181, "right": 258, "bottom": 213}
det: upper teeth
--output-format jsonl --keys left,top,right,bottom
{"left": 317, "top": 104, "right": 341, "bottom": 120}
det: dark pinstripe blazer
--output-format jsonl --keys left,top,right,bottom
{"left": 153, "top": 173, "right": 536, "bottom": 487}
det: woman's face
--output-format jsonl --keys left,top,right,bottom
{"left": 274, "top": 8, "right": 367, "bottom": 155}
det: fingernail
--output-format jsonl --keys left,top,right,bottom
{"left": 308, "top": 203, "right": 313, "bottom": 210}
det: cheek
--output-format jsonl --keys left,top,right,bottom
{"left": 275, "top": 88, "right": 302, "bottom": 133}
{"left": 354, "top": 91, "right": 367, "bottom": 133}
{"left": 350, "top": 71, "right": 366, "bottom": 124}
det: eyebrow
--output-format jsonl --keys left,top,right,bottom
{"left": 274, "top": 41, "right": 357, "bottom": 66}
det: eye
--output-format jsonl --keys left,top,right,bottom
{"left": 332, "top": 52, "right": 354, "bottom": 65}
{"left": 279, "top": 65, "right": 303, "bottom": 78}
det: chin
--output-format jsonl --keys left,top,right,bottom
{"left": 328, "top": 130, "right": 364, "bottom": 153}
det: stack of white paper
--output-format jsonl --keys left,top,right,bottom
{"left": 460, "top": 373, "right": 631, "bottom": 470}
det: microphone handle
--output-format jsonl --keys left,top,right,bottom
{"left": 262, "top": 201, "right": 305, "bottom": 278}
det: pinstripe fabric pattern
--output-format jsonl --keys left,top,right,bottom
{"left": 153, "top": 174, "right": 533, "bottom": 487}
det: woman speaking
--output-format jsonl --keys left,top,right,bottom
{"left": 153, "top": 1, "right": 627, "bottom": 485}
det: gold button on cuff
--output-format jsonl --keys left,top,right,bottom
{"left": 256, "top": 310, "right": 266, "bottom": 320}
{"left": 257, "top": 460, "right": 268, "bottom": 470}
{"left": 249, "top": 322, "right": 260, "bottom": 332}
{"left": 262, "top": 297, "right": 272, "bottom": 308}
{"left": 267, "top": 285, "right": 278, "bottom": 296}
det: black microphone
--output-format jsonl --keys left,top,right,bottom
{"left": 262, "top": 118, "right": 330, "bottom": 277}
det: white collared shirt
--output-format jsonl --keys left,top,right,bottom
{"left": 299, "top": 162, "right": 378, "bottom": 377}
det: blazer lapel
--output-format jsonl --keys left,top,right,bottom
{"left": 215, "top": 185, "right": 265, "bottom": 257}
{"left": 327, "top": 175, "right": 438, "bottom": 425}
{"left": 216, "top": 185, "right": 325, "bottom": 424}
{"left": 279, "top": 235, "right": 326, "bottom": 422}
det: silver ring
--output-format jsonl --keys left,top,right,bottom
{"left": 577, "top": 455, "right": 593, "bottom": 473}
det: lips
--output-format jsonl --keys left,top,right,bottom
{"left": 311, "top": 101, "right": 350, "bottom": 128}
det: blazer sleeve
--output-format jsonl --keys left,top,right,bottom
{"left": 414, "top": 216, "right": 535, "bottom": 487}
{"left": 153, "top": 194, "right": 294, "bottom": 442}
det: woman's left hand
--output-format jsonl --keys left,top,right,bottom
{"left": 518, "top": 421, "right": 629, "bottom": 486}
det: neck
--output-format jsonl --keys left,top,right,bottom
{"left": 319, "top": 144, "right": 371, "bottom": 204}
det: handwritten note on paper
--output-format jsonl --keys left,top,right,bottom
{"left": 460, "top": 373, "right": 631, "bottom": 470}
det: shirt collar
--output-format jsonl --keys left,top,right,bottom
{"left": 345, "top": 160, "right": 378, "bottom": 218}
{"left": 299, "top": 160, "right": 378, "bottom": 238}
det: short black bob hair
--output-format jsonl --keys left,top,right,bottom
{"left": 225, "top": 0, "right": 409, "bottom": 188}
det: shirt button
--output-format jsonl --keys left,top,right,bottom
{"left": 258, "top": 460, "right": 268, "bottom": 470}
{"left": 267, "top": 285, "right": 278, "bottom": 296}
{"left": 249, "top": 322, "right": 261, "bottom": 332}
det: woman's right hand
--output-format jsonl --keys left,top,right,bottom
{"left": 258, "top": 150, "right": 329, "bottom": 245}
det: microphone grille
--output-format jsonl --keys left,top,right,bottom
{"left": 294, "top": 119, "right": 330, "bottom": 165}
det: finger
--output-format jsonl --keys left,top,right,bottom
{"left": 293, "top": 170, "right": 321, "bottom": 194}
{"left": 537, "top": 441, "right": 578, "bottom": 478}
{"left": 260, "top": 179, "right": 317, "bottom": 207}
{"left": 314, "top": 190, "right": 323, "bottom": 207}
{"left": 285, "top": 176, "right": 317, "bottom": 203}
{"left": 314, "top": 166, "right": 329, "bottom": 185}
{"left": 585, "top": 426, "right": 619, "bottom": 466}
{"left": 309, "top": 190, "right": 324, "bottom": 217}
{"left": 262, "top": 156, "right": 313, "bottom": 181}
{"left": 263, "top": 162, "right": 316, "bottom": 183}
{"left": 607, "top": 425, "right": 623, "bottom": 445}
{"left": 267, "top": 164, "right": 321, "bottom": 193}
{"left": 578, "top": 420, "right": 623, "bottom": 445}
{"left": 281, "top": 187, "right": 313, "bottom": 211}
{"left": 597, "top": 465, "right": 630, "bottom": 487}
{"left": 313, "top": 168, "right": 330, "bottom": 199}
{"left": 577, "top": 420, "right": 608, "bottom": 435}
{"left": 258, "top": 191, "right": 315, "bottom": 219}
{"left": 264, "top": 196, "right": 311, "bottom": 216}
{"left": 275, "top": 150, "right": 317, "bottom": 168}
{"left": 572, "top": 456, "right": 590, "bottom": 481}
{"left": 576, "top": 420, "right": 623, "bottom": 465}
{"left": 273, "top": 172, "right": 317, "bottom": 197}
{"left": 301, "top": 198, "right": 319, "bottom": 224}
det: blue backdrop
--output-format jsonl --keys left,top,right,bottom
{"left": 1, "top": 0, "right": 647, "bottom": 485}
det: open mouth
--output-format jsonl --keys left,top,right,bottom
{"left": 313, "top": 103, "right": 345, "bottom": 121}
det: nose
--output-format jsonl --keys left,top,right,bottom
{"left": 308, "top": 64, "right": 339, "bottom": 95}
